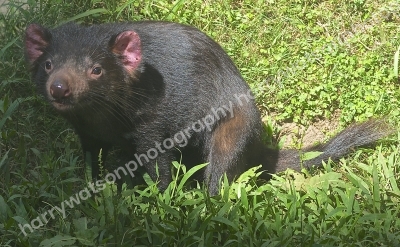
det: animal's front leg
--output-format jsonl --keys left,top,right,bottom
{"left": 132, "top": 141, "right": 178, "bottom": 191}
{"left": 78, "top": 134, "right": 111, "bottom": 180}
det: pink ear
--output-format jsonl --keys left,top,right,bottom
{"left": 111, "top": 31, "right": 142, "bottom": 74}
{"left": 25, "top": 24, "right": 50, "bottom": 65}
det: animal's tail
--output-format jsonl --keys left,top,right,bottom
{"left": 274, "top": 119, "right": 395, "bottom": 173}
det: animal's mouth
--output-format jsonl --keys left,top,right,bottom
{"left": 51, "top": 99, "right": 74, "bottom": 111}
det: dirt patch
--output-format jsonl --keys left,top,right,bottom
{"left": 279, "top": 110, "right": 341, "bottom": 148}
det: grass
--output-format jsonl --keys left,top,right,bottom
{"left": 1, "top": 0, "right": 400, "bottom": 246}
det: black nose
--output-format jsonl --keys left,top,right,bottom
{"left": 50, "top": 80, "right": 70, "bottom": 99}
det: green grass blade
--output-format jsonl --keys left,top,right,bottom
{"left": 57, "top": 9, "right": 109, "bottom": 26}
{"left": 0, "top": 98, "right": 21, "bottom": 131}
{"left": 177, "top": 163, "right": 208, "bottom": 192}
{"left": 0, "top": 150, "right": 9, "bottom": 169}
{"left": 0, "top": 195, "right": 9, "bottom": 222}
{"left": 0, "top": 37, "right": 18, "bottom": 58}
{"left": 372, "top": 161, "right": 380, "bottom": 212}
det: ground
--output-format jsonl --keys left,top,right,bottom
{"left": 279, "top": 110, "right": 341, "bottom": 148}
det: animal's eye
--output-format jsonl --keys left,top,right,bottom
{"left": 45, "top": 60, "right": 52, "bottom": 70}
{"left": 92, "top": 67, "right": 102, "bottom": 75}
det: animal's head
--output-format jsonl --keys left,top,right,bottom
{"left": 24, "top": 23, "right": 143, "bottom": 113}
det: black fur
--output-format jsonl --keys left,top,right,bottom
{"left": 25, "top": 21, "right": 393, "bottom": 195}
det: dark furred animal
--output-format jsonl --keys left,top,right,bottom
{"left": 25, "top": 21, "right": 392, "bottom": 195}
